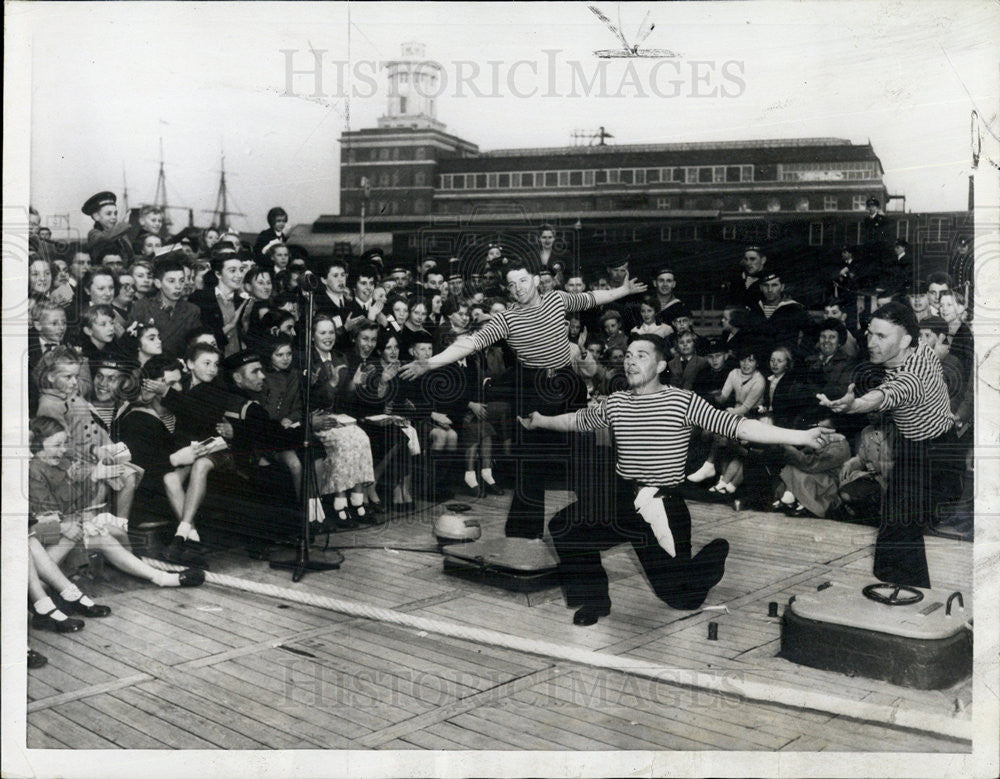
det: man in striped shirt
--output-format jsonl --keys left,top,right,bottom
{"left": 522, "top": 334, "right": 835, "bottom": 625}
{"left": 401, "top": 258, "right": 647, "bottom": 539}
{"left": 819, "top": 301, "right": 960, "bottom": 589}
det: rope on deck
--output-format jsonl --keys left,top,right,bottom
{"left": 143, "top": 557, "right": 971, "bottom": 742}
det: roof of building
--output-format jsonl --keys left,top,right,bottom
{"left": 437, "top": 139, "right": 882, "bottom": 172}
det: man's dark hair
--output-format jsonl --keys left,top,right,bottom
{"left": 266, "top": 206, "right": 288, "bottom": 228}
{"left": 502, "top": 257, "right": 536, "bottom": 280}
{"left": 185, "top": 341, "right": 221, "bottom": 364}
{"left": 319, "top": 256, "right": 347, "bottom": 278}
{"left": 918, "top": 315, "right": 949, "bottom": 338}
{"left": 627, "top": 333, "right": 669, "bottom": 362}
{"left": 153, "top": 257, "right": 186, "bottom": 279}
{"left": 871, "top": 301, "right": 920, "bottom": 343}
{"left": 926, "top": 271, "right": 953, "bottom": 288}
{"left": 141, "top": 355, "right": 183, "bottom": 382}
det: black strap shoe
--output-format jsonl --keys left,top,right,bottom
{"left": 483, "top": 482, "right": 505, "bottom": 496}
{"left": 58, "top": 598, "right": 112, "bottom": 618}
{"left": 163, "top": 537, "right": 208, "bottom": 569}
{"left": 572, "top": 602, "right": 612, "bottom": 626}
{"left": 31, "top": 609, "right": 85, "bottom": 633}
{"left": 178, "top": 568, "right": 206, "bottom": 587}
{"left": 28, "top": 649, "right": 48, "bottom": 669}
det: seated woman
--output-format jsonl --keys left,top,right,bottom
{"left": 398, "top": 298, "right": 432, "bottom": 356}
{"left": 308, "top": 315, "right": 377, "bottom": 527}
{"left": 778, "top": 407, "right": 851, "bottom": 516}
{"left": 688, "top": 344, "right": 765, "bottom": 493}
{"left": 341, "top": 324, "right": 414, "bottom": 513}
{"left": 838, "top": 414, "right": 894, "bottom": 525}
{"left": 29, "top": 416, "right": 204, "bottom": 602}
{"left": 113, "top": 356, "right": 219, "bottom": 568}
{"left": 34, "top": 347, "right": 138, "bottom": 521}
{"left": 631, "top": 295, "right": 673, "bottom": 339}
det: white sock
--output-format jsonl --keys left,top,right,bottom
{"left": 480, "top": 468, "right": 496, "bottom": 485}
{"left": 175, "top": 523, "right": 192, "bottom": 541}
{"left": 59, "top": 585, "right": 94, "bottom": 607}
{"left": 34, "top": 597, "right": 64, "bottom": 619}
{"left": 349, "top": 492, "right": 365, "bottom": 506}
{"left": 152, "top": 571, "right": 181, "bottom": 587}
{"left": 464, "top": 471, "right": 479, "bottom": 488}
{"left": 187, "top": 528, "right": 200, "bottom": 543}
{"left": 781, "top": 491, "right": 795, "bottom": 505}
{"left": 333, "top": 496, "right": 348, "bottom": 511}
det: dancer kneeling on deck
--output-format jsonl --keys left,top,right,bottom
{"left": 520, "top": 335, "right": 839, "bottom": 626}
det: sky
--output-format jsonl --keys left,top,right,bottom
{"left": 14, "top": 1, "right": 1000, "bottom": 237}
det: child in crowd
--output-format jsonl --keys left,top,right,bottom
{"left": 777, "top": 407, "right": 851, "bottom": 517}
{"left": 259, "top": 334, "right": 304, "bottom": 500}
{"left": 29, "top": 416, "right": 204, "bottom": 613}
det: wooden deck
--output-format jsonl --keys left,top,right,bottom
{"left": 25, "top": 489, "right": 973, "bottom": 752}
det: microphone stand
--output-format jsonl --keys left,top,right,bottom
{"left": 270, "top": 285, "right": 343, "bottom": 581}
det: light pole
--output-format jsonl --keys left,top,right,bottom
{"left": 573, "top": 218, "right": 582, "bottom": 277}
{"left": 360, "top": 176, "right": 371, "bottom": 255}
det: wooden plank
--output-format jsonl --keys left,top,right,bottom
{"left": 208, "top": 657, "right": 370, "bottom": 744}
{"left": 180, "top": 665, "right": 354, "bottom": 748}
{"left": 103, "top": 601, "right": 234, "bottom": 656}
{"left": 188, "top": 667, "right": 354, "bottom": 749}
{"left": 398, "top": 728, "right": 470, "bottom": 750}
{"left": 128, "top": 587, "right": 279, "bottom": 644}
{"left": 110, "top": 686, "right": 256, "bottom": 749}
{"left": 48, "top": 698, "right": 171, "bottom": 749}
{"left": 83, "top": 690, "right": 221, "bottom": 750}
{"left": 27, "top": 723, "right": 70, "bottom": 749}
{"left": 27, "top": 707, "right": 119, "bottom": 749}
{"left": 228, "top": 650, "right": 397, "bottom": 733}
{"left": 448, "top": 710, "right": 572, "bottom": 750}
{"left": 428, "top": 718, "right": 524, "bottom": 750}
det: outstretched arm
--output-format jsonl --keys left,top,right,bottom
{"left": 817, "top": 383, "right": 885, "bottom": 415}
{"left": 736, "top": 418, "right": 839, "bottom": 450}
{"left": 517, "top": 411, "right": 579, "bottom": 433}
{"left": 589, "top": 273, "right": 647, "bottom": 306}
{"left": 399, "top": 336, "right": 478, "bottom": 379}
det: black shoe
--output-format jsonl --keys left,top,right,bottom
{"left": 329, "top": 508, "right": 358, "bottom": 531}
{"left": 28, "top": 649, "right": 48, "bottom": 669}
{"left": 31, "top": 609, "right": 84, "bottom": 633}
{"left": 178, "top": 568, "right": 206, "bottom": 587}
{"left": 483, "top": 482, "right": 505, "bottom": 496}
{"left": 674, "top": 539, "right": 730, "bottom": 611}
{"left": 573, "top": 602, "right": 612, "bottom": 626}
{"left": 58, "top": 597, "right": 112, "bottom": 618}
{"left": 367, "top": 501, "right": 386, "bottom": 515}
{"left": 348, "top": 504, "right": 380, "bottom": 525}
{"left": 163, "top": 537, "right": 208, "bottom": 569}
{"left": 459, "top": 483, "right": 483, "bottom": 498}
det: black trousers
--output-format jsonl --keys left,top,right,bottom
{"left": 495, "top": 364, "right": 586, "bottom": 539}
{"left": 875, "top": 428, "right": 962, "bottom": 588}
{"left": 550, "top": 475, "right": 729, "bottom": 610}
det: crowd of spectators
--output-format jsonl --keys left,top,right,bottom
{"left": 23, "top": 199, "right": 975, "bottom": 668}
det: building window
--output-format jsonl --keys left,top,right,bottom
{"left": 415, "top": 171, "right": 426, "bottom": 186}
{"left": 726, "top": 166, "right": 741, "bottom": 183}
{"left": 852, "top": 195, "right": 867, "bottom": 211}
{"left": 620, "top": 169, "right": 634, "bottom": 185}
{"left": 408, "top": 234, "right": 420, "bottom": 248}
{"left": 346, "top": 150, "right": 356, "bottom": 163}
{"left": 392, "top": 148, "right": 399, "bottom": 160}
{"left": 713, "top": 167, "right": 726, "bottom": 183}
{"left": 656, "top": 197, "right": 672, "bottom": 209}
{"left": 686, "top": 168, "right": 699, "bottom": 184}
{"left": 595, "top": 170, "right": 607, "bottom": 185}
{"left": 741, "top": 165, "right": 754, "bottom": 182}
{"left": 342, "top": 201, "right": 354, "bottom": 215}
{"left": 391, "top": 170, "right": 400, "bottom": 186}
{"left": 698, "top": 167, "right": 713, "bottom": 184}
{"left": 824, "top": 196, "right": 839, "bottom": 211}
{"left": 659, "top": 227, "right": 672, "bottom": 242}
{"left": 486, "top": 173, "right": 497, "bottom": 188}
{"left": 809, "top": 222, "right": 824, "bottom": 246}
{"left": 672, "top": 168, "right": 685, "bottom": 182}
{"left": 498, "top": 173, "right": 510, "bottom": 188}
{"left": 646, "top": 168, "right": 659, "bottom": 183}
{"left": 635, "top": 169, "right": 646, "bottom": 185}
{"left": 607, "top": 169, "right": 620, "bottom": 184}
{"left": 439, "top": 175, "right": 450, "bottom": 189}
{"left": 570, "top": 170, "right": 583, "bottom": 186}
{"left": 723, "top": 225, "right": 738, "bottom": 240}
{"left": 738, "top": 199, "right": 752, "bottom": 212}
{"left": 414, "top": 198, "right": 427, "bottom": 214}
{"left": 897, "top": 220, "right": 910, "bottom": 241}
{"left": 545, "top": 171, "right": 558, "bottom": 187}
{"left": 796, "top": 197, "right": 810, "bottom": 211}
{"left": 453, "top": 175, "right": 465, "bottom": 190}
{"left": 521, "top": 172, "right": 534, "bottom": 187}
{"left": 415, "top": 147, "right": 426, "bottom": 160}
{"left": 558, "top": 171, "right": 569, "bottom": 186}
{"left": 583, "top": 170, "right": 595, "bottom": 186}
{"left": 379, "top": 148, "right": 389, "bottom": 161}
{"left": 476, "top": 174, "right": 487, "bottom": 188}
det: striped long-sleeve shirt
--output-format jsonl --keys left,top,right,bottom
{"left": 877, "top": 342, "right": 954, "bottom": 441}
{"left": 576, "top": 386, "right": 744, "bottom": 486}
{"left": 470, "top": 290, "right": 597, "bottom": 369}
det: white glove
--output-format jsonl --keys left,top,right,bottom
{"left": 634, "top": 487, "right": 675, "bottom": 557}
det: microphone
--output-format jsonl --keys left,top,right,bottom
{"left": 300, "top": 269, "right": 322, "bottom": 291}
